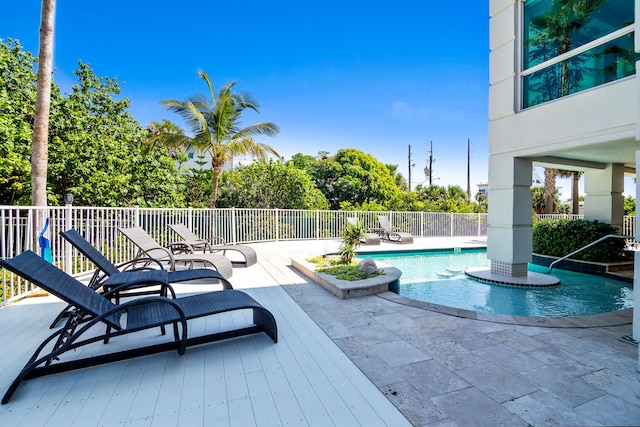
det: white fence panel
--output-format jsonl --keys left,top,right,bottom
{"left": 1, "top": 205, "right": 632, "bottom": 304}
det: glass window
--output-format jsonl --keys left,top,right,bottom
{"left": 524, "top": 33, "right": 636, "bottom": 107}
{"left": 524, "top": 0, "right": 634, "bottom": 69}
{"left": 522, "top": 0, "right": 635, "bottom": 108}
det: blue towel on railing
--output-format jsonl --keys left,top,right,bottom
{"left": 39, "top": 218, "right": 53, "bottom": 263}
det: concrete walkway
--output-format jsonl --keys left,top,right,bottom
{"left": 255, "top": 237, "right": 640, "bottom": 426}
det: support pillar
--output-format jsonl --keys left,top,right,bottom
{"left": 583, "top": 164, "right": 625, "bottom": 231}
{"left": 487, "top": 155, "right": 533, "bottom": 277}
{"left": 634, "top": 152, "right": 640, "bottom": 352}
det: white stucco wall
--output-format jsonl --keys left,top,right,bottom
{"left": 490, "top": 79, "right": 637, "bottom": 158}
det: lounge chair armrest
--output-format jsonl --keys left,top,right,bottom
{"left": 209, "top": 236, "right": 227, "bottom": 245}
{"left": 135, "top": 247, "right": 176, "bottom": 270}
{"left": 115, "top": 257, "right": 165, "bottom": 271}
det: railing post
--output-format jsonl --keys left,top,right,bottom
{"left": 64, "top": 203, "right": 73, "bottom": 274}
{"left": 316, "top": 210, "right": 320, "bottom": 240}
{"left": 134, "top": 206, "right": 140, "bottom": 228}
{"left": 231, "top": 207, "right": 237, "bottom": 244}
{"left": 450, "top": 212, "right": 454, "bottom": 237}
{"left": 275, "top": 208, "right": 279, "bottom": 242}
{"left": 187, "top": 207, "right": 193, "bottom": 230}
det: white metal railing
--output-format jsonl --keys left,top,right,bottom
{"left": 0, "top": 206, "right": 490, "bottom": 304}
{"left": 1, "top": 205, "right": 635, "bottom": 304}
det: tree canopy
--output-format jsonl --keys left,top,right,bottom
{"left": 159, "top": 70, "right": 281, "bottom": 207}
{"left": 0, "top": 39, "right": 489, "bottom": 213}
{"left": 216, "top": 160, "right": 329, "bottom": 210}
{"left": 288, "top": 149, "right": 402, "bottom": 210}
{"left": 0, "top": 39, "right": 185, "bottom": 206}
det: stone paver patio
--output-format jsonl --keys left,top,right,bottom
{"left": 257, "top": 237, "right": 640, "bottom": 426}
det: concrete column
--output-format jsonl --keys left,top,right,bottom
{"left": 583, "top": 164, "right": 625, "bottom": 231}
{"left": 487, "top": 155, "right": 533, "bottom": 277}
{"left": 634, "top": 152, "right": 640, "bottom": 354}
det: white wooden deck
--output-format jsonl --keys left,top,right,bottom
{"left": 0, "top": 247, "right": 411, "bottom": 426}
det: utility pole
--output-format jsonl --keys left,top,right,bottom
{"left": 467, "top": 138, "right": 471, "bottom": 199}
{"left": 424, "top": 140, "right": 435, "bottom": 186}
{"left": 408, "top": 144, "right": 415, "bottom": 191}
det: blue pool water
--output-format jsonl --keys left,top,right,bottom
{"left": 365, "top": 249, "right": 633, "bottom": 317}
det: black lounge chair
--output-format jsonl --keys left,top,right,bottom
{"left": 49, "top": 229, "right": 235, "bottom": 328}
{"left": 168, "top": 223, "right": 258, "bottom": 267}
{"left": 0, "top": 250, "right": 277, "bottom": 404}
{"left": 118, "top": 227, "right": 234, "bottom": 279}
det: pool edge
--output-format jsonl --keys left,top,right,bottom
{"left": 377, "top": 291, "right": 633, "bottom": 328}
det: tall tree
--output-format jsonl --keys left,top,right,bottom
{"left": 0, "top": 39, "right": 40, "bottom": 204}
{"left": 47, "top": 63, "right": 184, "bottom": 207}
{"left": 558, "top": 169, "right": 583, "bottom": 214}
{"left": 31, "top": 0, "right": 55, "bottom": 207}
{"left": 143, "top": 119, "right": 190, "bottom": 169}
{"left": 544, "top": 168, "right": 558, "bottom": 213}
{"left": 385, "top": 163, "right": 409, "bottom": 191}
{"left": 161, "top": 70, "right": 281, "bottom": 207}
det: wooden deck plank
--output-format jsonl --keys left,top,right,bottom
{"left": 0, "top": 258, "right": 409, "bottom": 426}
{"left": 249, "top": 285, "right": 410, "bottom": 426}
{"left": 68, "top": 361, "right": 130, "bottom": 426}
{"left": 123, "top": 352, "right": 172, "bottom": 425}
{"left": 175, "top": 345, "right": 206, "bottom": 426}
{"left": 97, "top": 356, "right": 160, "bottom": 425}
{"left": 203, "top": 344, "right": 231, "bottom": 426}
{"left": 252, "top": 343, "right": 308, "bottom": 425}
{"left": 245, "top": 370, "right": 284, "bottom": 427}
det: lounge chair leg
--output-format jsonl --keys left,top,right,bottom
{"left": 49, "top": 306, "right": 71, "bottom": 328}
{"left": 253, "top": 308, "right": 278, "bottom": 343}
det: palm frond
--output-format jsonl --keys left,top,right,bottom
{"left": 234, "top": 122, "right": 281, "bottom": 139}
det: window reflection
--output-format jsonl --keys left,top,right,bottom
{"left": 522, "top": 0, "right": 635, "bottom": 108}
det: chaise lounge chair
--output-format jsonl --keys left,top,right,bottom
{"left": 0, "top": 250, "right": 277, "bottom": 404}
{"left": 49, "top": 229, "right": 235, "bottom": 328}
{"left": 118, "top": 227, "right": 233, "bottom": 279}
{"left": 168, "top": 223, "right": 257, "bottom": 267}
{"left": 346, "top": 217, "right": 380, "bottom": 245}
{"left": 377, "top": 215, "right": 414, "bottom": 244}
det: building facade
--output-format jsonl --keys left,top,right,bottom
{"left": 488, "top": 0, "right": 638, "bottom": 361}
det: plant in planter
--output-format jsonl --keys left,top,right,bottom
{"left": 340, "top": 221, "right": 364, "bottom": 264}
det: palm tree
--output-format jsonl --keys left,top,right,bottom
{"left": 161, "top": 70, "right": 281, "bottom": 207}
{"left": 558, "top": 169, "right": 583, "bottom": 214}
{"left": 544, "top": 168, "right": 558, "bottom": 214}
{"left": 385, "top": 164, "right": 408, "bottom": 191}
{"left": 31, "top": 0, "right": 55, "bottom": 207}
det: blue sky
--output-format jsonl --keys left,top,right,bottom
{"left": 3, "top": 1, "right": 493, "bottom": 193}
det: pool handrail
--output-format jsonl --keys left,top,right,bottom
{"left": 547, "top": 234, "right": 631, "bottom": 273}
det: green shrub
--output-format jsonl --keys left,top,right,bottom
{"left": 532, "top": 219, "right": 628, "bottom": 262}
{"left": 306, "top": 255, "right": 383, "bottom": 281}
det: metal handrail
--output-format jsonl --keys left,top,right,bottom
{"left": 547, "top": 234, "right": 631, "bottom": 273}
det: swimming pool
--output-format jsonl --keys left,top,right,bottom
{"left": 365, "top": 249, "right": 633, "bottom": 317}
